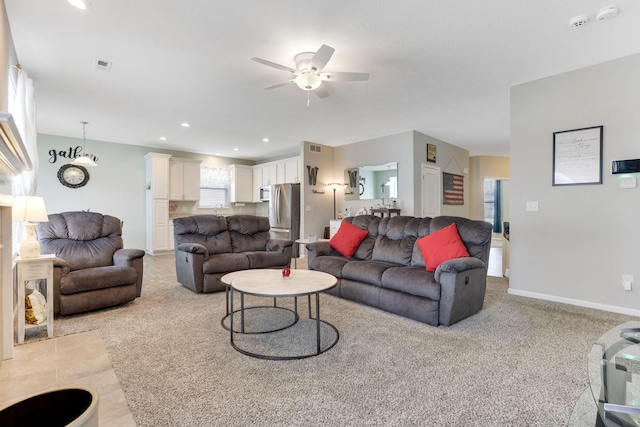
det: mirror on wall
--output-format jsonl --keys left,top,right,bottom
{"left": 344, "top": 162, "right": 397, "bottom": 201}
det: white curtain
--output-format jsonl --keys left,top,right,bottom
{"left": 10, "top": 68, "right": 38, "bottom": 254}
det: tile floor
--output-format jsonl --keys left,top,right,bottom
{"left": 0, "top": 330, "right": 135, "bottom": 426}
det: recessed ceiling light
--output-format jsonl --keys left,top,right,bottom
{"left": 233, "top": 148, "right": 239, "bottom": 151}
{"left": 68, "top": 0, "right": 91, "bottom": 10}
{"left": 215, "top": 153, "right": 220, "bottom": 156}
{"left": 569, "top": 14, "right": 589, "bottom": 28}
{"left": 181, "top": 122, "right": 190, "bottom": 127}
{"left": 159, "top": 137, "right": 167, "bottom": 141}
{"left": 262, "top": 138, "right": 270, "bottom": 142}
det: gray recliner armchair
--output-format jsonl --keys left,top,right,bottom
{"left": 36, "top": 211, "right": 145, "bottom": 316}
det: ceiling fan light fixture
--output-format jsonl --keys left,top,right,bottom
{"left": 295, "top": 72, "right": 322, "bottom": 91}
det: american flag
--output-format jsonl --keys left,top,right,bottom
{"left": 443, "top": 173, "right": 464, "bottom": 205}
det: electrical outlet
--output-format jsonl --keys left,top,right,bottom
{"left": 623, "top": 274, "right": 633, "bottom": 291}
{"left": 306, "top": 205, "right": 311, "bottom": 212}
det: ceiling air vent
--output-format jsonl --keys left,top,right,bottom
{"left": 309, "top": 144, "right": 322, "bottom": 153}
{"left": 93, "top": 58, "right": 112, "bottom": 72}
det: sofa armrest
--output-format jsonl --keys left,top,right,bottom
{"left": 434, "top": 257, "right": 485, "bottom": 282}
{"left": 175, "top": 244, "right": 207, "bottom": 293}
{"left": 266, "top": 239, "right": 293, "bottom": 253}
{"left": 51, "top": 258, "right": 70, "bottom": 316}
{"left": 114, "top": 249, "right": 145, "bottom": 297}
{"left": 305, "top": 241, "right": 332, "bottom": 263}
{"left": 177, "top": 243, "right": 209, "bottom": 257}
{"left": 435, "top": 257, "right": 487, "bottom": 326}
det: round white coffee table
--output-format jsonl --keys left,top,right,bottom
{"left": 221, "top": 269, "right": 338, "bottom": 360}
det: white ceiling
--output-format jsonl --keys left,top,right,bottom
{"left": 5, "top": 1, "right": 640, "bottom": 161}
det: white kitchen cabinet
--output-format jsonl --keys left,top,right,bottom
{"left": 229, "top": 164, "right": 253, "bottom": 203}
{"left": 169, "top": 219, "right": 175, "bottom": 251}
{"left": 169, "top": 158, "right": 202, "bottom": 201}
{"left": 145, "top": 153, "right": 173, "bottom": 255}
{"left": 252, "top": 165, "right": 263, "bottom": 203}
{"left": 284, "top": 157, "right": 300, "bottom": 183}
{"left": 262, "top": 164, "right": 276, "bottom": 186}
{"left": 276, "top": 162, "right": 285, "bottom": 184}
{"left": 145, "top": 153, "right": 171, "bottom": 199}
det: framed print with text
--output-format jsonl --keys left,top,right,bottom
{"left": 427, "top": 144, "right": 437, "bottom": 163}
{"left": 552, "top": 126, "right": 603, "bottom": 186}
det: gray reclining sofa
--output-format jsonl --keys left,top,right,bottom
{"left": 306, "top": 215, "right": 492, "bottom": 326}
{"left": 173, "top": 214, "right": 293, "bottom": 293}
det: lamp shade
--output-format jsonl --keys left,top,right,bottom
{"left": 70, "top": 155, "right": 97, "bottom": 167}
{"left": 13, "top": 196, "right": 49, "bottom": 223}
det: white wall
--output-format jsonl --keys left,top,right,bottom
{"left": 510, "top": 53, "right": 640, "bottom": 315}
{"left": 37, "top": 134, "right": 254, "bottom": 249}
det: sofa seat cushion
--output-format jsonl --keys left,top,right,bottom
{"left": 60, "top": 265, "right": 137, "bottom": 295}
{"left": 203, "top": 253, "right": 249, "bottom": 274}
{"left": 245, "top": 251, "right": 289, "bottom": 269}
{"left": 381, "top": 266, "right": 440, "bottom": 301}
{"left": 342, "top": 260, "right": 397, "bottom": 287}
{"left": 308, "top": 256, "right": 350, "bottom": 278}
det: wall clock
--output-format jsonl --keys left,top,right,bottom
{"left": 57, "top": 164, "right": 90, "bottom": 188}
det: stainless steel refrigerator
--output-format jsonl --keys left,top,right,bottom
{"left": 269, "top": 183, "right": 300, "bottom": 255}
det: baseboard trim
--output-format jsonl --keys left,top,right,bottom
{"left": 507, "top": 288, "right": 640, "bottom": 317}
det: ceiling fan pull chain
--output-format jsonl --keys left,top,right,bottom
{"left": 307, "top": 90, "right": 310, "bottom": 107}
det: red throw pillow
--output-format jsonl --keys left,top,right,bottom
{"left": 416, "top": 223, "right": 470, "bottom": 271}
{"left": 330, "top": 221, "right": 369, "bottom": 257}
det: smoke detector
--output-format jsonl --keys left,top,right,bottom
{"left": 569, "top": 15, "right": 590, "bottom": 28}
{"left": 596, "top": 5, "right": 619, "bottom": 21}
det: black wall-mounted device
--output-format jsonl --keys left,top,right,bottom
{"left": 612, "top": 159, "right": 640, "bottom": 174}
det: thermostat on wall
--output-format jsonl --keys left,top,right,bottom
{"left": 612, "top": 159, "right": 640, "bottom": 174}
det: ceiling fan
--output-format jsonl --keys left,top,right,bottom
{"left": 251, "top": 44, "right": 369, "bottom": 101}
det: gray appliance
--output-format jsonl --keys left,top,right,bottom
{"left": 269, "top": 183, "right": 300, "bottom": 256}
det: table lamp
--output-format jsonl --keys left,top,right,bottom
{"left": 13, "top": 196, "right": 49, "bottom": 259}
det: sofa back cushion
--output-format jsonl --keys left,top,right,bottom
{"left": 37, "top": 212, "right": 124, "bottom": 271}
{"left": 343, "top": 215, "right": 380, "bottom": 260}
{"left": 173, "top": 215, "right": 232, "bottom": 255}
{"left": 372, "top": 216, "right": 420, "bottom": 265}
{"left": 411, "top": 216, "right": 492, "bottom": 267}
{"left": 227, "top": 215, "right": 270, "bottom": 252}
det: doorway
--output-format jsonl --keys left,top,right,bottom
{"left": 421, "top": 164, "right": 441, "bottom": 218}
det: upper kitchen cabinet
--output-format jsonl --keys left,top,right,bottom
{"left": 262, "top": 163, "right": 276, "bottom": 187}
{"left": 284, "top": 157, "right": 300, "bottom": 183}
{"left": 252, "top": 165, "right": 263, "bottom": 203}
{"left": 229, "top": 164, "right": 253, "bottom": 203}
{"left": 169, "top": 158, "right": 202, "bottom": 201}
{"left": 145, "top": 153, "right": 172, "bottom": 199}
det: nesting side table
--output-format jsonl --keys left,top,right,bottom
{"left": 14, "top": 254, "right": 55, "bottom": 344}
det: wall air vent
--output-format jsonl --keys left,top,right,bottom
{"left": 94, "top": 58, "right": 112, "bottom": 72}
{"left": 309, "top": 144, "right": 322, "bottom": 153}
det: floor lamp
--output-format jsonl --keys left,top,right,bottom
{"left": 327, "top": 183, "right": 345, "bottom": 219}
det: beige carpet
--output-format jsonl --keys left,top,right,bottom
{"left": 25, "top": 256, "right": 634, "bottom": 426}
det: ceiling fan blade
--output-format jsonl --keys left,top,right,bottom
{"left": 264, "top": 81, "right": 294, "bottom": 90}
{"left": 321, "top": 72, "right": 370, "bottom": 82}
{"left": 314, "top": 84, "right": 330, "bottom": 98}
{"left": 309, "top": 45, "right": 335, "bottom": 72}
{"left": 251, "top": 57, "right": 297, "bottom": 73}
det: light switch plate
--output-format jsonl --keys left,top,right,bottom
{"left": 526, "top": 201, "right": 539, "bottom": 212}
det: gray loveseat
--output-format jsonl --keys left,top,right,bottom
{"left": 306, "top": 215, "right": 492, "bottom": 326}
{"left": 173, "top": 214, "right": 293, "bottom": 293}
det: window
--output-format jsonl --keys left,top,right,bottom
{"left": 199, "top": 166, "right": 230, "bottom": 208}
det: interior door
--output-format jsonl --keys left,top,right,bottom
{"left": 422, "top": 164, "right": 441, "bottom": 218}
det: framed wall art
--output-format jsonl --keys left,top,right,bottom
{"left": 427, "top": 144, "right": 437, "bottom": 163}
{"left": 552, "top": 126, "right": 603, "bottom": 186}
